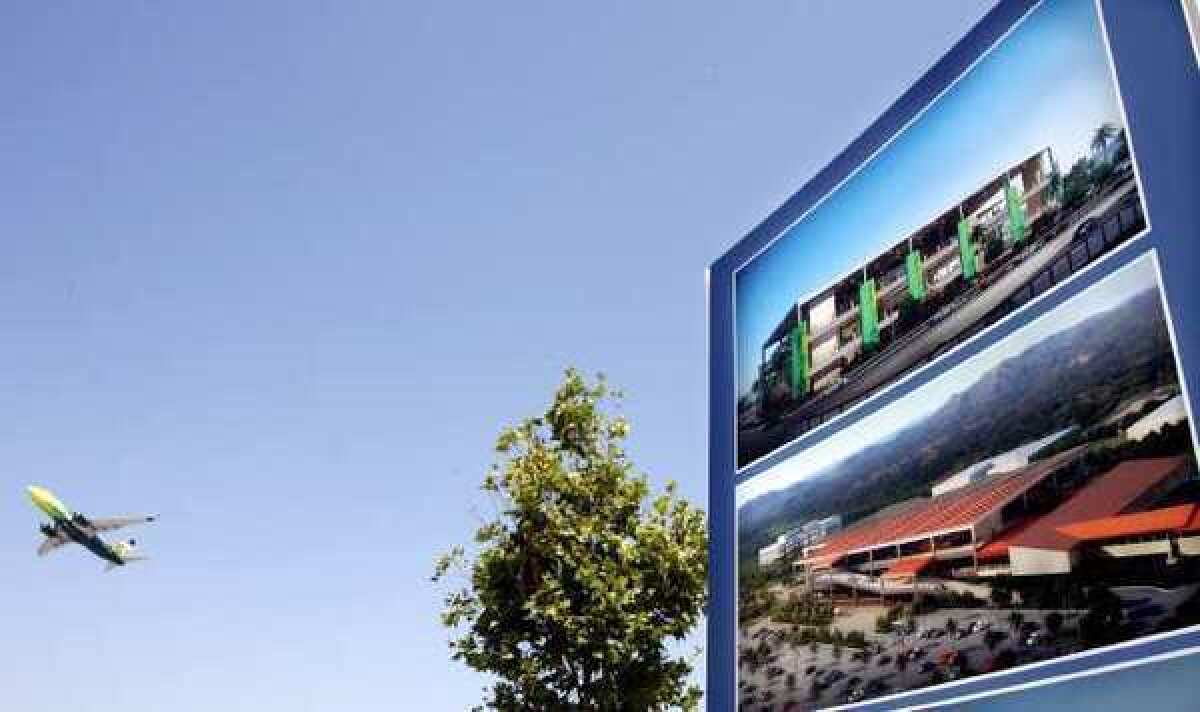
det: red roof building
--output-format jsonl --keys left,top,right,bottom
{"left": 1057, "top": 503, "right": 1200, "bottom": 542}
{"left": 798, "top": 447, "right": 1086, "bottom": 575}
{"left": 990, "top": 456, "right": 1191, "bottom": 575}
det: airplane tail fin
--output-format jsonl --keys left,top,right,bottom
{"left": 107, "top": 539, "right": 148, "bottom": 572}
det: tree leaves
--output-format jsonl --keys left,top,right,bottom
{"left": 433, "top": 368, "right": 708, "bottom": 711}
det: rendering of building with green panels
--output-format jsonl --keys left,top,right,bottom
{"left": 754, "top": 148, "right": 1055, "bottom": 414}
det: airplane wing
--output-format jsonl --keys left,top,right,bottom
{"left": 37, "top": 535, "right": 71, "bottom": 557}
{"left": 86, "top": 514, "right": 157, "bottom": 533}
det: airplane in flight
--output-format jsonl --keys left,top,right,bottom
{"left": 27, "top": 485, "right": 156, "bottom": 571}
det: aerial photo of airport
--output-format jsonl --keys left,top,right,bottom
{"left": 735, "top": 0, "right": 1146, "bottom": 468}
{"left": 736, "top": 254, "right": 1200, "bottom": 710}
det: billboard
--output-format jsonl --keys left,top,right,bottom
{"left": 709, "top": 1, "right": 1200, "bottom": 709}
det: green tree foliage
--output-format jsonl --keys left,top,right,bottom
{"left": 738, "top": 586, "right": 776, "bottom": 625}
{"left": 1060, "top": 157, "right": 1093, "bottom": 212}
{"left": 772, "top": 592, "right": 834, "bottom": 627}
{"left": 432, "top": 369, "right": 708, "bottom": 711}
{"left": 1057, "top": 123, "right": 1127, "bottom": 213}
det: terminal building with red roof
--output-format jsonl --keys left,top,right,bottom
{"left": 796, "top": 447, "right": 1089, "bottom": 583}
{"left": 794, "top": 447, "right": 1199, "bottom": 588}
{"left": 977, "top": 455, "right": 1197, "bottom": 575}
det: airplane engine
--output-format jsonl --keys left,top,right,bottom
{"left": 72, "top": 513, "right": 91, "bottom": 528}
{"left": 39, "top": 523, "right": 56, "bottom": 538}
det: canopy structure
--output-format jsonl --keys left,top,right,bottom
{"left": 1057, "top": 503, "right": 1200, "bottom": 542}
{"left": 881, "top": 554, "right": 935, "bottom": 581}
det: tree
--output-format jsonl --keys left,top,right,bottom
{"left": 1060, "top": 157, "right": 1093, "bottom": 211}
{"left": 1111, "top": 128, "right": 1130, "bottom": 164}
{"left": 1090, "top": 122, "right": 1120, "bottom": 162}
{"left": 1044, "top": 152, "right": 1064, "bottom": 207}
{"left": 432, "top": 369, "right": 708, "bottom": 711}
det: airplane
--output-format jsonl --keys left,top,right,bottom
{"left": 27, "top": 485, "right": 156, "bottom": 571}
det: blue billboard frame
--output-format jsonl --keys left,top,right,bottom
{"left": 707, "top": 1, "right": 1200, "bottom": 708}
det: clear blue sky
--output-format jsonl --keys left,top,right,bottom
{"left": 735, "top": 0, "right": 1124, "bottom": 398}
{"left": 2, "top": 1, "right": 1194, "bottom": 710}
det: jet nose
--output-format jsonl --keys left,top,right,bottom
{"left": 26, "top": 486, "right": 52, "bottom": 508}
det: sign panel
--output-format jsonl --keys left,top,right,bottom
{"left": 734, "top": 0, "right": 1147, "bottom": 471}
{"left": 709, "top": 1, "right": 1200, "bottom": 709}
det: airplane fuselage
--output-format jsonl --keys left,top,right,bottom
{"left": 56, "top": 519, "right": 125, "bottom": 566}
{"left": 28, "top": 486, "right": 125, "bottom": 566}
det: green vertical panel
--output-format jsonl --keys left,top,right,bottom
{"left": 957, "top": 218, "right": 977, "bottom": 281}
{"left": 859, "top": 279, "right": 879, "bottom": 348}
{"left": 790, "top": 320, "right": 809, "bottom": 397}
{"left": 1005, "top": 180, "right": 1026, "bottom": 244}
{"left": 905, "top": 250, "right": 926, "bottom": 302}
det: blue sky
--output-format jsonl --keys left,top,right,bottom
{"left": 2, "top": 1, "right": 1194, "bottom": 710}
{"left": 735, "top": 0, "right": 1125, "bottom": 397}
{"left": 737, "top": 252, "right": 1163, "bottom": 507}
